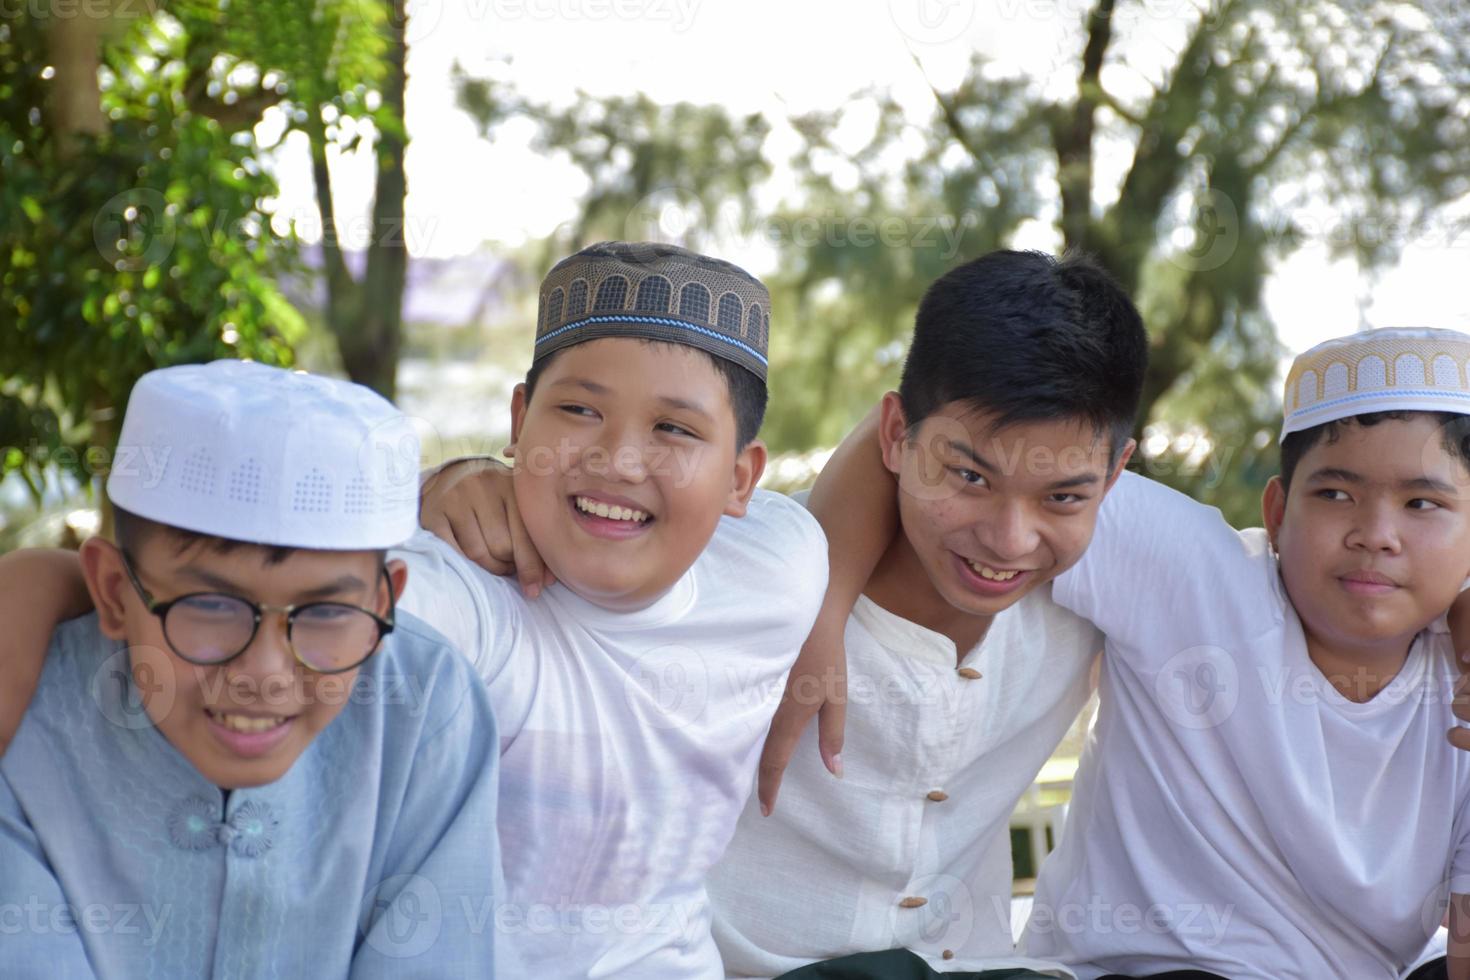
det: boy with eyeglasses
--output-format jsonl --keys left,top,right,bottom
{"left": 0, "top": 361, "right": 505, "bottom": 978}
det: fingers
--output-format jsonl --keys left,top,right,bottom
{"left": 505, "top": 495, "right": 550, "bottom": 598}
{"left": 1450, "top": 726, "right": 1470, "bottom": 753}
{"left": 817, "top": 697, "right": 847, "bottom": 780}
{"left": 757, "top": 696, "right": 814, "bottom": 817}
{"left": 1454, "top": 671, "right": 1470, "bottom": 725}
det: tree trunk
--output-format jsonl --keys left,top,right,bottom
{"left": 45, "top": 11, "right": 107, "bottom": 159}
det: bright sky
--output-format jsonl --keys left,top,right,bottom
{"left": 257, "top": 0, "right": 1470, "bottom": 360}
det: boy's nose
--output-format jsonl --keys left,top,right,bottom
{"left": 975, "top": 500, "right": 1039, "bottom": 562}
{"left": 222, "top": 612, "right": 299, "bottom": 701}
{"left": 1346, "top": 504, "right": 1402, "bottom": 553}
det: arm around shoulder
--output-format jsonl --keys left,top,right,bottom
{"left": 0, "top": 548, "right": 92, "bottom": 754}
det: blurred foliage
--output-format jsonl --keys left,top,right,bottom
{"left": 0, "top": 9, "right": 303, "bottom": 503}
{"left": 459, "top": 0, "right": 1470, "bottom": 526}
{"left": 1, "top": 0, "right": 408, "bottom": 516}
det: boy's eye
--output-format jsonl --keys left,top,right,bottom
{"left": 1316, "top": 488, "right": 1349, "bottom": 502}
{"left": 953, "top": 467, "right": 986, "bottom": 487}
{"left": 1048, "top": 493, "right": 1085, "bottom": 506}
{"left": 1407, "top": 498, "right": 1442, "bottom": 511}
{"left": 558, "top": 404, "right": 597, "bottom": 418}
{"left": 656, "top": 421, "right": 697, "bottom": 438}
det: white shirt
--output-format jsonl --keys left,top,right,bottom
{"left": 394, "top": 489, "right": 828, "bottom": 979}
{"left": 709, "top": 541, "right": 1101, "bottom": 977}
{"left": 1025, "top": 472, "right": 1470, "bottom": 980}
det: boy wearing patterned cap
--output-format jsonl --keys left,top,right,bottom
{"left": 386, "top": 241, "right": 829, "bottom": 977}
{"left": 0, "top": 361, "right": 505, "bottom": 977}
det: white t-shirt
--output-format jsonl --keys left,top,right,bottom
{"left": 394, "top": 489, "right": 829, "bottom": 979}
{"left": 1025, "top": 472, "right": 1470, "bottom": 980}
{"left": 709, "top": 536, "right": 1101, "bottom": 977}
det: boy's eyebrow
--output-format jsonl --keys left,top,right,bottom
{"left": 1306, "top": 467, "right": 1459, "bottom": 495}
{"left": 177, "top": 568, "right": 368, "bottom": 601}
{"left": 1305, "top": 466, "right": 1364, "bottom": 484}
{"left": 944, "top": 439, "right": 1102, "bottom": 490}
{"left": 655, "top": 395, "right": 715, "bottom": 422}
{"left": 550, "top": 377, "right": 610, "bottom": 396}
{"left": 550, "top": 377, "right": 715, "bottom": 421}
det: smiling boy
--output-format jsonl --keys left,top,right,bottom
{"left": 0, "top": 361, "right": 503, "bottom": 978}
{"left": 390, "top": 241, "right": 830, "bottom": 977}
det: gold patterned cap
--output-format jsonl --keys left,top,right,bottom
{"left": 1281, "top": 327, "right": 1470, "bottom": 438}
{"left": 533, "top": 241, "right": 770, "bottom": 382}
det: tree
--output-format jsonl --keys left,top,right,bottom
{"left": 1, "top": 8, "right": 303, "bottom": 508}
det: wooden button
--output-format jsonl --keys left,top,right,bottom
{"left": 926, "top": 790, "right": 949, "bottom": 802}
{"left": 957, "top": 667, "right": 982, "bottom": 679}
{"left": 898, "top": 896, "right": 928, "bottom": 909}
{"left": 942, "top": 950, "right": 955, "bottom": 960}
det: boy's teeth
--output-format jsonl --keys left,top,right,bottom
{"left": 575, "top": 496, "right": 648, "bottom": 523}
{"left": 211, "top": 710, "right": 286, "bottom": 734}
{"left": 965, "top": 558, "right": 1019, "bottom": 582}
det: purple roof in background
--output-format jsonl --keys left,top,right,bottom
{"left": 282, "top": 247, "right": 525, "bottom": 327}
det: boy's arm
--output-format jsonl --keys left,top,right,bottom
{"left": 349, "top": 665, "right": 507, "bottom": 978}
{"left": 758, "top": 405, "right": 899, "bottom": 813}
{"left": 0, "top": 549, "right": 93, "bottom": 755}
{"left": 0, "top": 775, "right": 96, "bottom": 975}
{"left": 420, "top": 457, "right": 554, "bottom": 598}
{"left": 1449, "top": 893, "right": 1470, "bottom": 980}
{"left": 1450, "top": 592, "right": 1470, "bottom": 751}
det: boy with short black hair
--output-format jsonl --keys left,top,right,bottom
{"left": 0, "top": 360, "right": 504, "bottom": 977}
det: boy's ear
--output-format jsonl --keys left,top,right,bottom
{"left": 79, "top": 538, "right": 130, "bottom": 640}
{"left": 877, "top": 391, "right": 909, "bottom": 476}
{"left": 723, "top": 439, "right": 768, "bottom": 518}
{"left": 384, "top": 558, "right": 409, "bottom": 605}
{"left": 506, "top": 383, "right": 529, "bottom": 460}
{"left": 1104, "top": 439, "right": 1137, "bottom": 492}
{"left": 1262, "top": 476, "right": 1287, "bottom": 550}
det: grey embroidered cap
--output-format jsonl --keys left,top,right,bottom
{"left": 533, "top": 241, "right": 771, "bottom": 382}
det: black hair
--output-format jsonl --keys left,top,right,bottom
{"left": 1278, "top": 411, "right": 1470, "bottom": 491}
{"left": 523, "top": 341, "right": 767, "bottom": 450}
{"left": 897, "top": 249, "right": 1147, "bottom": 465}
{"left": 112, "top": 506, "right": 384, "bottom": 565}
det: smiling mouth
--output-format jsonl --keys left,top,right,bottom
{"left": 962, "top": 557, "right": 1023, "bottom": 582}
{"left": 572, "top": 495, "right": 652, "bottom": 525}
{"left": 204, "top": 708, "right": 292, "bottom": 733}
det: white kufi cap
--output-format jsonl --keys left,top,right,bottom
{"left": 106, "top": 360, "right": 420, "bottom": 549}
{"left": 1281, "top": 327, "right": 1470, "bottom": 440}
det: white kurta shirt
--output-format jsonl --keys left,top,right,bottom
{"left": 709, "top": 570, "right": 1101, "bottom": 978}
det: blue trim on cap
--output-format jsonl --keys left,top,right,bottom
{"left": 1289, "top": 387, "right": 1470, "bottom": 415}
{"left": 535, "top": 314, "right": 769, "bottom": 366}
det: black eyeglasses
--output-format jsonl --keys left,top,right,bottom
{"left": 119, "top": 550, "right": 396, "bottom": 674}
